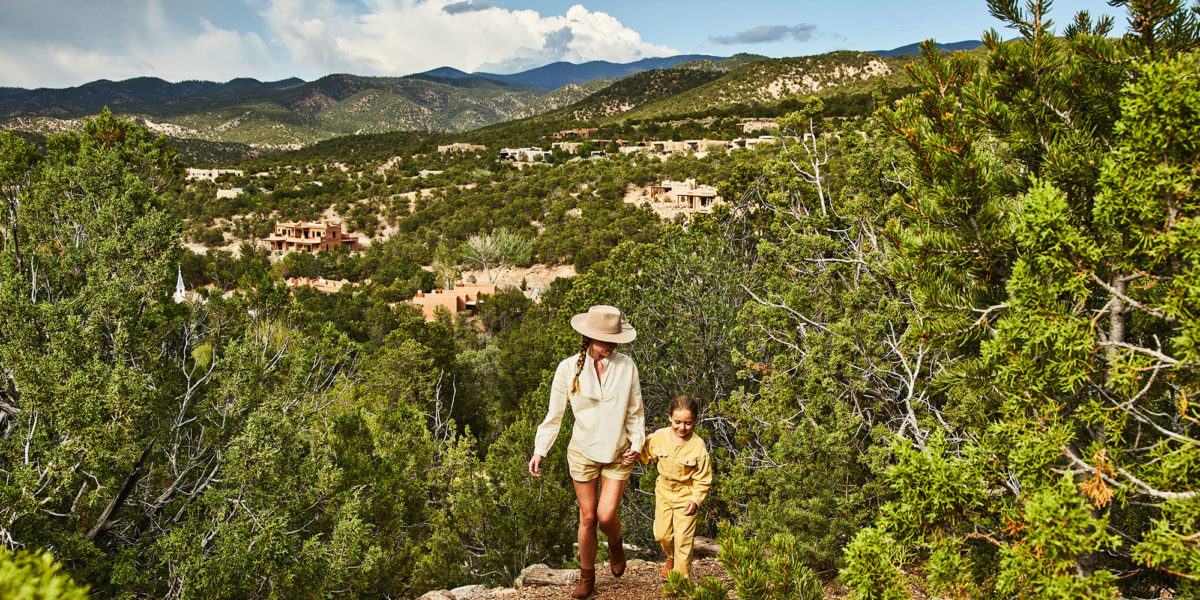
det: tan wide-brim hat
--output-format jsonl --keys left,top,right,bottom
{"left": 570, "top": 305, "right": 637, "bottom": 344}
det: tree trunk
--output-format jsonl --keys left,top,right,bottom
{"left": 86, "top": 440, "right": 155, "bottom": 542}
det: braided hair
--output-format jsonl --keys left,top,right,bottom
{"left": 570, "top": 336, "right": 591, "bottom": 396}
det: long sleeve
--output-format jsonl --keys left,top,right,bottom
{"left": 624, "top": 363, "right": 646, "bottom": 453}
{"left": 689, "top": 448, "right": 712, "bottom": 506}
{"left": 639, "top": 430, "right": 658, "bottom": 464}
{"left": 533, "top": 362, "right": 570, "bottom": 457}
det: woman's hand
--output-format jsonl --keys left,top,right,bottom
{"left": 620, "top": 449, "right": 638, "bottom": 466}
{"left": 528, "top": 454, "right": 543, "bottom": 477}
{"left": 683, "top": 501, "right": 698, "bottom": 516}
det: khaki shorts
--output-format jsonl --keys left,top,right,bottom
{"left": 567, "top": 439, "right": 633, "bottom": 482}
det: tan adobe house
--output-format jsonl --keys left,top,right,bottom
{"left": 684, "top": 139, "right": 732, "bottom": 152}
{"left": 437, "top": 143, "right": 487, "bottom": 153}
{"left": 551, "top": 141, "right": 584, "bottom": 153}
{"left": 552, "top": 127, "right": 600, "bottom": 138}
{"left": 498, "top": 147, "right": 551, "bottom": 162}
{"left": 285, "top": 277, "right": 352, "bottom": 294}
{"left": 648, "top": 178, "right": 724, "bottom": 212}
{"left": 730, "top": 135, "right": 779, "bottom": 150}
{"left": 740, "top": 120, "right": 776, "bottom": 133}
{"left": 410, "top": 283, "right": 496, "bottom": 321}
{"left": 186, "top": 168, "right": 244, "bottom": 181}
{"left": 263, "top": 221, "right": 361, "bottom": 253}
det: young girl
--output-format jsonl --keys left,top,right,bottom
{"left": 641, "top": 394, "right": 712, "bottom": 580}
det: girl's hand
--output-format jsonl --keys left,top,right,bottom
{"left": 620, "top": 449, "right": 638, "bottom": 466}
{"left": 683, "top": 501, "right": 698, "bottom": 516}
{"left": 528, "top": 454, "right": 543, "bottom": 477}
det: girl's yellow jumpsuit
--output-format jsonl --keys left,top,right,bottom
{"left": 640, "top": 427, "right": 712, "bottom": 578}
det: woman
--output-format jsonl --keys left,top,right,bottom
{"left": 528, "top": 305, "right": 644, "bottom": 599}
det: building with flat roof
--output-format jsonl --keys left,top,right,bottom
{"left": 648, "top": 178, "right": 724, "bottom": 212}
{"left": 262, "top": 221, "right": 361, "bottom": 253}
{"left": 731, "top": 135, "right": 779, "bottom": 150}
{"left": 437, "top": 143, "right": 487, "bottom": 153}
{"left": 498, "top": 147, "right": 552, "bottom": 163}
{"left": 186, "top": 168, "right": 244, "bottom": 181}
{"left": 285, "top": 277, "right": 352, "bottom": 294}
{"left": 552, "top": 128, "right": 598, "bottom": 139}
{"left": 741, "top": 120, "right": 776, "bottom": 133}
{"left": 410, "top": 283, "right": 497, "bottom": 321}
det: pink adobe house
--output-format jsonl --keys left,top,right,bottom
{"left": 410, "top": 283, "right": 497, "bottom": 321}
{"left": 263, "top": 221, "right": 361, "bottom": 253}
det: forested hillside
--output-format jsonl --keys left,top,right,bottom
{"left": 1, "top": 1, "right": 1199, "bottom": 599}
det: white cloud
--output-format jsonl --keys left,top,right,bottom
{"left": 0, "top": 0, "right": 289, "bottom": 88}
{"left": 710, "top": 24, "right": 820, "bottom": 45}
{"left": 257, "top": 0, "right": 677, "bottom": 75}
{"left": 0, "top": 0, "right": 674, "bottom": 88}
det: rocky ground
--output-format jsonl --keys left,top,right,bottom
{"left": 418, "top": 558, "right": 731, "bottom": 600}
{"left": 419, "top": 557, "right": 860, "bottom": 600}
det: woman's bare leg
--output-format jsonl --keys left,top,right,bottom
{"left": 596, "top": 476, "right": 627, "bottom": 544}
{"left": 573, "top": 478, "right": 600, "bottom": 569}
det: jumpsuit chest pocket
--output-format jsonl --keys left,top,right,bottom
{"left": 658, "top": 452, "right": 698, "bottom": 479}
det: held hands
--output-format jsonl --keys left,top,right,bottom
{"left": 620, "top": 449, "right": 638, "bottom": 466}
{"left": 683, "top": 501, "right": 698, "bottom": 516}
{"left": 528, "top": 454, "right": 543, "bottom": 477}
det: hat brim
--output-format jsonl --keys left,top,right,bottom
{"left": 571, "top": 312, "right": 637, "bottom": 344}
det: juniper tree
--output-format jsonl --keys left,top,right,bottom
{"left": 0, "top": 112, "right": 480, "bottom": 599}
{"left": 843, "top": 1, "right": 1200, "bottom": 597}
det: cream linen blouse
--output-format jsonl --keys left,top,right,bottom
{"left": 533, "top": 351, "right": 646, "bottom": 463}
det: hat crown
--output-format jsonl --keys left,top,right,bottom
{"left": 570, "top": 304, "right": 636, "bottom": 343}
{"left": 586, "top": 305, "right": 623, "bottom": 334}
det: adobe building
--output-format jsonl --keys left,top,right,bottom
{"left": 648, "top": 178, "right": 724, "bottom": 212}
{"left": 684, "top": 139, "right": 732, "bottom": 152}
{"left": 186, "top": 168, "right": 244, "bottom": 181}
{"left": 410, "top": 283, "right": 497, "bottom": 322}
{"left": 285, "top": 277, "right": 352, "bottom": 294}
{"left": 552, "top": 128, "right": 599, "bottom": 139}
{"left": 498, "top": 147, "right": 551, "bottom": 162}
{"left": 437, "top": 142, "right": 487, "bottom": 153}
{"left": 740, "top": 120, "right": 776, "bottom": 133}
{"left": 262, "top": 221, "right": 361, "bottom": 253}
{"left": 730, "top": 135, "right": 779, "bottom": 150}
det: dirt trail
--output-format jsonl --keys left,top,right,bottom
{"left": 516, "top": 558, "right": 732, "bottom": 600}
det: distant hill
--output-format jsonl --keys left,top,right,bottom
{"left": 615, "top": 51, "right": 897, "bottom": 123}
{"left": 0, "top": 54, "right": 732, "bottom": 152}
{"left": 871, "top": 40, "right": 983, "bottom": 57}
{"left": 510, "top": 79, "right": 615, "bottom": 120}
{"left": 0, "top": 76, "right": 305, "bottom": 118}
{"left": 418, "top": 54, "right": 727, "bottom": 90}
{"left": 540, "top": 68, "right": 724, "bottom": 122}
{"left": 0, "top": 49, "right": 928, "bottom": 160}
{"left": 669, "top": 54, "right": 769, "bottom": 73}
{"left": 0, "top": 74, "right": 547, "bottom": 151}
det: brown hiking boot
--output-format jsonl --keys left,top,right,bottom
{"left": 660, "top": 558, "right": 674, "bottom": 579}
{"left": 610, "top": 537, "right": 626, "bottom": 577}
{"left": 572, "top": 567, "right": 595, "bottom": 599}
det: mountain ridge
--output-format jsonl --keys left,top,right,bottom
{"left": 0, "top": 44, "right": 949, "bottom": 159}
{"left": 870, "top": 39, "right": 983, "bottom": 57}
{"left": 415, "top": 54, "right": 727, "bottom": 89}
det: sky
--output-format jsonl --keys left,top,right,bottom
{"left": 0, "top": 0, "right": 1129, "bottom": 89}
